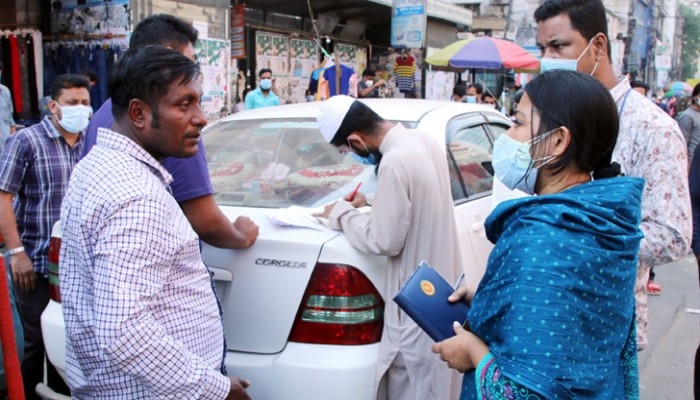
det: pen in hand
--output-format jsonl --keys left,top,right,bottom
{"left": 346, "top": 182, "right": 362, "bottom": 202}
{"left": 453, "top": 273, "right": 465, "bottom": 291}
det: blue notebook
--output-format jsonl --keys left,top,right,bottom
{"left": 393, "top": 262, "right": 470, "bottom": 342}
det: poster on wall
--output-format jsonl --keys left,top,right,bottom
{"left": 334, "top": 43, "right": 368, "bottom": 77}
{"left": 425, "top": 70, "right": 454, "bottom": 101}
{"left": 196, "top": 38, "right": 230, "bottom": 120}
{"left": 256, "top": 32, "right": 291, "bottom": 103}
{"left": 289, "top": 39, "right": 320, "bottom": 102}
{"left": 51, "top": 0, "right": 130, "bottom": 35}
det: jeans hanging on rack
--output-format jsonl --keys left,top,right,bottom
{"left": 17, "top": 36, "right": 32, "bottom": 120}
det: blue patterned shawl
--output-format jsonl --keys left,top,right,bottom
{"left": 465, "top": 177, "right": 644, "bottom": 399}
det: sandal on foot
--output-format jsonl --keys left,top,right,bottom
{"left": 647, "top": 281, "right": 662, "bottom": 296}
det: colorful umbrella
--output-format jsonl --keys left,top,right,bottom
{"left": 666, "top": 81, "right": 693, "bottom": 93}
{"left": 425, "top": 37, "right": 539, "bottom": 71}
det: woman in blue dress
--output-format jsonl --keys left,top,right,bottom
{"left": 433, "top": 70, "right": 643, "bottom": 399}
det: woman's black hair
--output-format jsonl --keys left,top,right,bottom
{"left": 525, "top": 69, "right": 620, "bottom": 179}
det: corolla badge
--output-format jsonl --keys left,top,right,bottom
{"left": 255, "top": 258, "right": 307, "bottom": 269}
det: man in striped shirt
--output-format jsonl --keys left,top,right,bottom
{"left": 0, "top": 73, "right": 91, "bottom": 398}
{"left": 60, "top": 46, "right": 250, "bottom": 399}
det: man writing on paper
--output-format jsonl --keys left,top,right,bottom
{"left": 315, "top": 96, "right": 463, "bottom": 400}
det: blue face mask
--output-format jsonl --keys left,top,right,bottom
{"left": 491, "top": 130, "right": 555, "bottom": 195}
{"left": 465, "top": 96, "right": 478, "bottom": 103}
{"left": 349, "top": 152, "right": 378, "bottom": 165}
{"left": 539, "top": 36, "right": 598, "bottom": 74}
{"left": 260, "top": 78, "right": 272, "bottom": 90}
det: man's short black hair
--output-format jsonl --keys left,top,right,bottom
{"left": 330, "top": 101, "right": 385, "bottom": 147}
{"left": 129, "top": 14, "right": 198, "bottom": 50}
{"left": 630, "top": 80, "right": 649, "bottom": 95}
{"left": 453, "top": 84, "right": 466, "bottom": 97}
{"left": 109, "top": 45, "right": 200, "bottom": 125}
{"left": 50, "top": 74, "right": 91, "bottom": 100}
{"left": 362, "top": 68, "right": 375, "bottom": 77}
{"left": 81, "top": 67, "right": 98, "bottom": 83}
{"left": 534, "top": 0, "right": 611, "bottom": 59}
{"left": 468, "top": 83, "right": 483, "bottom": 95}
{"left": 258, "top": 68, "right": 272, "bottom": 77}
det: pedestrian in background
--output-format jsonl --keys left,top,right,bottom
{"left": 433, "top": 69, "right": 643, "bottom": 399}
{"left": 481, "top": 92, "right": 498, "bottom": 109}
{"left": 534, "top": 0, "right": 691, "bottom": 351}
{"left": 652, "top": 92, "right": 670, "bottom": 114}
{"left": 60, "top": 45, "right": 250, "bottom": 400}
{"left": 358, "top": 68, "right": 386, "bottom": 99}
{"left": 630, "top": 80, "right": 650, "bottom": 97}
{"left": 679, "top": 83, "right": 700, "bottom": 167}
{"left": 0, "top": 73, "right": 91, "bottom": 398}
{"left": 466, "top": 83, "right": 482, "bottom": 103}
{"left": 0, "top": 61, "right": 16, "bottom": 149}
{"left": 451, "top": 83, "right": 467, "bottom": 102}
{"left": 82, "top": 14, "right": 258, "bottom": 250}
{"left": 245, "top": 68, "right": 280, "bottom": 110}
{"left": 315, "top": 95, "right": 463, "bottom": 400}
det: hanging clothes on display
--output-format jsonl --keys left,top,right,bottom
{"left": 308, "top": 63, "right": 324, "bottom": 97}
{"left": 0, "top": 29, "right": 44, "bottom": 123}
{"left": 42, "top": 39, "right": 126, "bottom": 117}
{"left": 320, "top": 57, "right": 358, "bottom": 98}
{"left": 394, "top": 51, "right": 416, "bottom": 95}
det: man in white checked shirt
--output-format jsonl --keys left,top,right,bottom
{"left": 59, "top": 46, "right": 250, "bottom": 399}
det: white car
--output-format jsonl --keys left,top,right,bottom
{"left": 41, "top": 99, "right": 511, "bottom": 399}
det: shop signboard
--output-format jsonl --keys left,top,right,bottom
{"left": 391, "top": 0, "right": 427, "bottom": 49}
{"left": 231, "top": 4, "right": 246, "bottom": 59}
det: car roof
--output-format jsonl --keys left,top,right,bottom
{"left": 215, "top": 98, "right": 499, "bottom": 125}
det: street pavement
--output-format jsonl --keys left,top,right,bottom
{"left": 639, "top": 255, "right": 699, "bottom": 400}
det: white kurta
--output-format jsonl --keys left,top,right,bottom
{"left": 329, "top": 124, "right": 463, "bottom": 400}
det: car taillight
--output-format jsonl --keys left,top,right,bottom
{"left": 289, "top": 263, "right": 384, "bottom": 345}
{"left": 47, "top": 237, "right": 61, "bottom": 303}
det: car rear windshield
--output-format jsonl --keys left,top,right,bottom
{"left": 203, "top": 119, "right": 377, "bottom": 208}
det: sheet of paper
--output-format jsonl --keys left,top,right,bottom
{"left": 267, "top": 206, "right": 335, "bottom": 231}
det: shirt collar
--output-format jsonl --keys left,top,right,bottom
{"left": 95, "top": 127, "right": 173, "bottom": 186}
{"left": 379, "top": 123, "right": 404, "bottom": 154}
{"left": 610, "top": 77, "right": 632, "bottom": 103}
{"left": 40, "top": 115, "right": 64, "bottom": 139}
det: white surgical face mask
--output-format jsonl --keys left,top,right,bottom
{"left": 540, "top": 36, "right": 599, "bottom": 75}
{"left": 491, "top": 129, "right": 556, "bottom": 195}
{"left": 260, "top": 78, "right": 272, "bottom": 90}
{"left": 57, "top": 104, "right": 92, "bottom": 134}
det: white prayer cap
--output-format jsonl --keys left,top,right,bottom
{"left": 316, "top": 95, "right": 356, "bottom": 143}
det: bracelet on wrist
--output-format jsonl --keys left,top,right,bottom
{"left": 7, "top": 246, "right": 25, "bottom": 256}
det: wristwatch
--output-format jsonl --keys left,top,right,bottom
{"left": 7, "top": 246, "right": 25, "bottom": 256}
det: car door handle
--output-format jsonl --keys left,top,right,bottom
{"left": 471, "top": 221, "right": 485, "bottom": 234}
{"left": 209, "top": 267, "right": 233, "bottom": 282}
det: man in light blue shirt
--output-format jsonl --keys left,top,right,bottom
{"left": 0, "top": 61, "right": 15, "bottom": 149}
{"left": 244, "top": 68, "right": 280, "bottom": 110}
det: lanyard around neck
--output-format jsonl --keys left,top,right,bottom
{"left": 619, "top": 88, "right": 632, "bottom": 115}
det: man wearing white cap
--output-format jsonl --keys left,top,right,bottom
{"left": 316, "top": 96, "right": 463, "bottom": 400}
